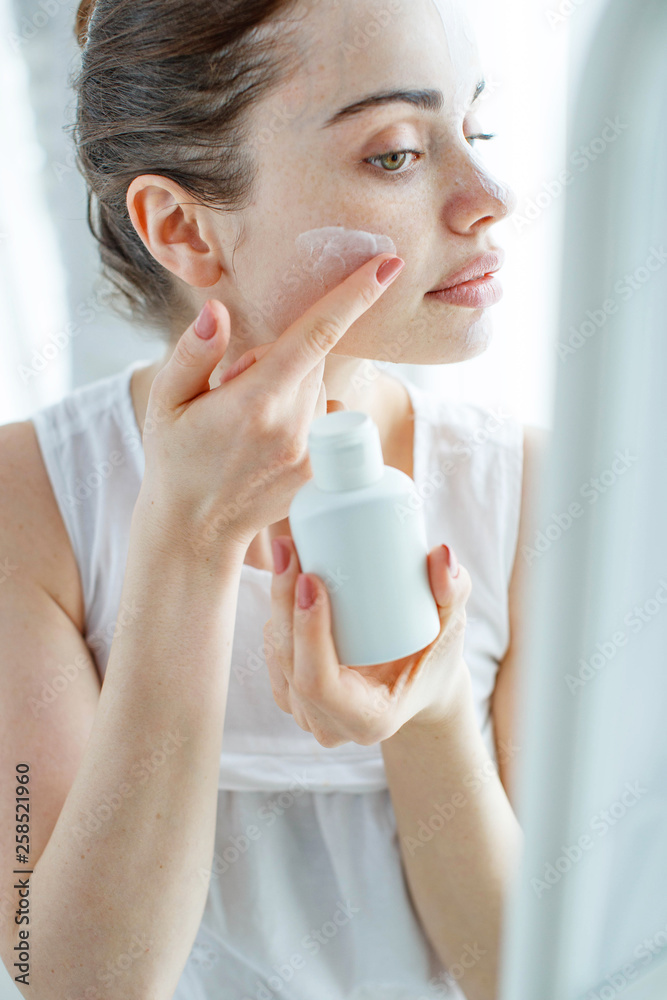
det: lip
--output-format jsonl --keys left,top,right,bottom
{"left": 428, "top": 250, "right": 505, "bottom": 293}
{"left": 425, "top": 249, "right": 505, "bottom": 309}
{"left": 426, "top": 273, "right": 503, "bottom": 309}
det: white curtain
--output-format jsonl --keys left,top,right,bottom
{"left": 0, "top": 0, "right": 71, "bottom": 424}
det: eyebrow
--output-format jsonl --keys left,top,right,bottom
{"left": 321, "top": 79, "right": 486, "bottom": 129}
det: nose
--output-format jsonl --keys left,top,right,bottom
{"left": 444, "top": 152, "right": 518, "bottom": 235}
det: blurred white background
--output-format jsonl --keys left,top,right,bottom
{"left": 0, "top": 0, "right": 603, "bottom": 432}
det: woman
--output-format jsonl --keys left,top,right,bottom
{"left": 0, "top": 0, "right": 546, "bottom": 998}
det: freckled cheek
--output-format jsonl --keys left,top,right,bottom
{"left": 252, "top": 225, "right": 401, "bottom": 333}
{"left": 258, "top": 268, "right": 324, "bottom": 336}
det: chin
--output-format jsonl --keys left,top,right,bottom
{"left": 454, "top": 313, "right": 493, "bottom": 359}
{"left": 406, "top": 313, "right": 495, "bottom": 365}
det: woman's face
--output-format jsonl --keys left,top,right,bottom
{"left": 226, "top": 0, "right": 517, "bottom": 365}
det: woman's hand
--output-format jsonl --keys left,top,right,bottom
{"left": 136, "top": 253, "right": 406, "bottom": 556}
{"left": 263, "top": 536, "right": 473, "bottom": 746}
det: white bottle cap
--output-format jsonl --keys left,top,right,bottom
{"left": 308, "top": 411, "right": 385, "bottom": 492}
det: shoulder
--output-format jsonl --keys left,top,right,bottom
{"left": 0, "top": 420, "right": 84, "bottom": 631}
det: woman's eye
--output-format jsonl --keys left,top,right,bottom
{"left": 466, "top": 132, "right": 497, "bottom": 148}
{"left": 363, "top": 134, "right": 497, "bottom": 178}
{"left": 365, "top": 149, "right": 423, "bottom": 176}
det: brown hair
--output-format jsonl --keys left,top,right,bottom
{"left": 70, "top": 0, "right": 305, "bottom": 338}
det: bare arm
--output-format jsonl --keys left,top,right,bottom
{"left": 1, "top": 487, "right": 246, "bottom": 1000}
{"left": 381, "top": 669, "right": 523, "bottom": 1000}
{"left": 492, "top": 423, "right": 550, "bottom": 807}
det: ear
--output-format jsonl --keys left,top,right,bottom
{"left": 126, "top": 174, "right": 228, "bottom": 289}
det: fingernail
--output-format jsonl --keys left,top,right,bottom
{"left": 271, "top": 538, "right": 290, "bottom": 575}
{"left": 376, "top": 256, "right": 406, "bottom": 286}
{"left": 442, "top": 544, "right": 460, "bottom": 578}
{"left": 194, "top": 301, "right": 216, "bottom": 340}
{"left": 297, "top": 574, "right": 316, "bottom": 609}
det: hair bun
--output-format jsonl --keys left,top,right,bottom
{"left": 75, "top": 0, "right": 96, "bottom": 47}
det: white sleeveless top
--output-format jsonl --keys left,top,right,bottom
{"left": 30, "top": 360, "right": 523, "bottom": 1000}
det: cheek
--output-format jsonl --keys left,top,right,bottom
{"left": 258, "top": 226, "right": 398, "bottom": 334}
{"left": 294, "top": 226, "right": 397, "bottom": 287}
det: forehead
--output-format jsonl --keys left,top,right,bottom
{"left": 268, "top": 0, "right": 482, "bottom": 130}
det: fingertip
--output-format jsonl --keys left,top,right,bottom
{"left": 444, "top": 544, "right": 460, "bottom": 579}
{"left": 296, "top": 573, "right": 317, "bottom": 611}
{"left": 326, "top": 399, "right": 347, "bottom": 414}
{"left": 194, "top": 300, "right": 217, "bottom": 340}
{"left": 375, "top": 255, "right": 406, "bottom": 287}
{"left": 428, "top": 544, "right": 458, "bottom": 607}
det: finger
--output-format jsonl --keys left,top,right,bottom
{"left": 150, "top": 299, "right": 231, "bottom": 410}
{"left": 262, "top": 617, "right": 291, "bottom": 713}
{"left": 261, "top": 253, "right": 405, "bottom": 391}
{"left": 218, "top": 342, "right": 273, "bottom": 385}
{"left": 291, "top": 570, "right": 341, "bottom": 703}
{"left": 428, "top": 543, "right": 472, "bottom": 616}
{"left": 267, "top": 535, "right": 301, "bottom": 696}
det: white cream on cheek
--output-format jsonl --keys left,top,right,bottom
{"left": 293, "top": 226, "right": 397, "bottom": 288}
{"left": 244, "top": 227, "right": 398, "bottom": 339}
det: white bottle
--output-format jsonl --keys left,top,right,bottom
{"left": 288, "top": 410, "right": 441, "bottom": 666}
